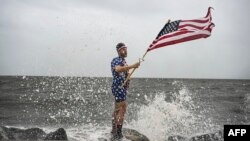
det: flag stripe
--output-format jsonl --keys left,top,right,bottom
{"left": 179, "top": 21, "right": 210, "bottom": 28}
{"left": 148, "top": 32, "right": 211, "bottom": 51}
{"left": 181, "top": 18, "right": 210, "bottom": 23}
{"left": 150, "top": 30, "right": 192, "bottom": 46}
{"left": 148, "top": 34, "right": 210, "bottom": 51}
{"left": 154, "top": 29, "right": 212, "bottom": 46}
{"left": 179, "top": 24, "right": 210, "bottom": 30}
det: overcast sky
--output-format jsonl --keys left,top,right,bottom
{"left": 1, "top": 0, "right": 250, "bottom": 79}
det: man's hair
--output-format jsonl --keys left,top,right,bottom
{"left": 116, "top": 42, "right": 126, "bottom": 50}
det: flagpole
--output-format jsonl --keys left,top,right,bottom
{"left": 121, "top": 50, "right": 148, "bottom": 88}
{"left": 121, "top": 19, "right": 171, "bottom": 88}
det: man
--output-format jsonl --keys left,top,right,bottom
{"left": 111, "top": 42, "right": 140, "bottom": 139}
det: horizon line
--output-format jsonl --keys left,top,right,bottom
{"left": 0, "top": 74, "right": 249, "bottom": 81}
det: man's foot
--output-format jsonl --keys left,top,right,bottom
{"left": 110, "top": 133, "right": 123, "bottom": 141}
{"left": 116, "top": 131, "right": 124, "bottom": 139}
{"left": 116, "top": 125, "right": 124, "bottom": 139}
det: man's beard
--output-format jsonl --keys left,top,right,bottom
{"left": 121, "top": 51, "right": 127, "bottom": 58}
{"left": 122, "top": 53, "right": 127, "bottom": 58}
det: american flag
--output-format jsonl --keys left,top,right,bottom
{"left": 147, "top": 7, "right": 215, "bottom": 52}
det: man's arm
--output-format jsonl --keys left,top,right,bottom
{"left": 114, "top": 62, "right": 140, "bottom": 73}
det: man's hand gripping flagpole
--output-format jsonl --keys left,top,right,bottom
{"left": 120, "top": 50, "right": 148, "bottom": 88}
{"left": 121, "top": 19, "right": 171, "bottom": 88}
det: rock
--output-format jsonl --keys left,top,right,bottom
{"left": 0, "top": 126, "right": 67, "bottom": 140}
{"left": 189, "top": 130, "right": 223, "bottom": 141}
{"left": 98, "top": 128, "right": 149, "bottom": 141}
{"left": 166, "top": 130, "right": 223, "bottom": 141}
{"left": 44, "top": 128, "right": 68, "bottom": 140}
{"left": 0, "top": 132, "right": 3, "bottom": 140}
{"left": 98, "top": 138, "right": 108, "bottom": 141}
{"left": 168, "top": 135, "right": 188, "bottom": 141}
{"left": 0, "top": 126, "right": 46, "bottom": 140}
{"left": 123, "top": 128, "right": 150, "bottom": 141}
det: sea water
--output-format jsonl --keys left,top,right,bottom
{"left": 0, "top": 76, "right": 249, "bottom": 140}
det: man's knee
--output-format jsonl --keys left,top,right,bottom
{"left": 117, "top": 116, "right": 124, "bottom": 124}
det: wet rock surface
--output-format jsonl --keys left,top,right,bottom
{"left": 0, "top": 126, "right": 68, "bottom": 140}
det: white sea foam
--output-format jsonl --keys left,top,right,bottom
{"left": 64, "top": 125, "right": 110, "bottom": 141}
{"left": 126, "top": 85, "right": 216, "bottom": 140}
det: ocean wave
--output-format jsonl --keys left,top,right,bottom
{"left": 127, "top": 84, "right": 219, "bottom": 141}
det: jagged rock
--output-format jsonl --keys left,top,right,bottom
{"left": 98, "top": 138, "right": 108, "bottom": 141}
{"left": 0, "top": 132, "right": 3, "bottom": 140}
{"left": 0, "top": 126, "right": 46, "bottom": 140}
{"left": 123, "top": 128, "right": 150, "bottom": 141}
{"left": 98, "top": 128, "right": 149, "bottom": 141}
{"left": 166, "top": 130, "right": 223, "bottom": 141}
{"left": 0, "top": 126, "right": 67, "bottom": 140}
{"left": 44, "top": 128, "right": 68, "bottom": 140}
{"left": 189, "top": 130, "right": 223, "bottom": 141}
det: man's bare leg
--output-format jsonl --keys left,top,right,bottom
{"left": 115, "top": 101, "right": 127, "bottom": 139}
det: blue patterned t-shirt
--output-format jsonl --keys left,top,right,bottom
{"left": 111, "top": 56, "right": 129, "bottom": 102}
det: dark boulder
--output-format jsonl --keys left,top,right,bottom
{"left": 0, "top": 126, "right": 46, "bottom": 140}
{"left": 167, "top": 135, "right": 188, "bottom": 141}
{"left": 44, "top": 128, "right": 68, "bottom": 140}
{"left": 123, "top": 128, "right": 150, "bottom": 141}
{"left": 0, "top": 132, "right": 3, "bottom": 140}
{"left": 166, "top": 130, "right": 223, "bottom": 141}
{"left": 189, "top": 130, "right": 223, "bottom": 141}
{"left": 98, "top": 128, "right": 150, "bottom": 141}
{"left": 0, "top": 126, "right": 67, "bottom": 140}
